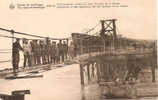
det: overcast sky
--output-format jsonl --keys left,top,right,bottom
{"left": 0, "top": 0, "right": 157, "bottom": 49}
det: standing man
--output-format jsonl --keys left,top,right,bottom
{"left": 40, "top": 40, "right": 46, "bottom": 64}
{"left": 36, "top": 40, "right": 41, "bottom": 65}
{"left": 58, "top": 40, "right": 64, "bottom": 62}
{"left": 50, "top": 41, "right": 57, "bottom": 64}
{"left": 32, "top": 40, "right": 37, "bottom": 65}
{"left": 32, "top": 40, "right": 41, "bottom": 65}
{"left": 56, "top": 43, "right": 60, "bottom": 64}
{"left": 12, "top": 38, "right": 23, "bottom": 76}
{"left": 30, "top": 40, "right": 35, "bottom": 66}
{"left": 63, "top": 41, "right": 68, "bottom": 60}
{"left": 23, "top": 39, "right": 32, "bottom": 68}
{"left": 45, "top": 38, "right": 51, "bottom": 64}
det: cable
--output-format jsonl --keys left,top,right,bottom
{"left": 0, "top": 22, "right": 100, "bottom": 41}
{"left": 0, "top": 49, "right": 11, "bottom": 51}
{"left": 0, "top": 52, "right": 11, "bottom": 53}
{"left": 0, "top": 60, "right": 11, "bottom": 63}
{"left": 0, "top": 21, "right": 100, "bottom": 41}
{"left": 0, "top": 27, "right": 48, "bottom": 38}
{"left": 73, "top": 21, "right": 101, "bottom": 41}
{"left": 85, "top": 22, "right": 100, "bottom": 34}
{"left": 0, "top": 34, "right": 20, "bottom": 39}
{"left": 0, "top": 27, "right": 69, "bottom": 40}
{"left": 0, "top": 34, "right": 43, "bottom": 40}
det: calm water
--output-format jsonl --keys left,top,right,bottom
{"left": 0, "top": 63, "right": 157, "bottom": 100}
{"left": 0, "top": 64, "right": 101, "bottom": 100}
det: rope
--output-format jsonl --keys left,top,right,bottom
{"left": 0, "top": 34, "right": 20, "bottom": 39}
{"left": 0, "top": 60, "right": 11, "bottom": 63}
{"left": 85, "top": 22, "right": 100, "bottom": 34}
{"left": 73, "top": 21, "right": 101, "bottom": 41}
{"left": 0, "top": 49, "right": 11, "bottom": 51}
{"left": 0, "top": 27, "right": 69, "bottom": 40}
{"left": 0, "top": 34, "right": 43, "bottom": 40}
{"left": 0, "top": 30, "right": 100, "bottom": 41}
{"left": 0, "top": 22, "right": 100, "bottom": 41}
{"left": 0, "top": 52, "right": 11, "bottom": 53}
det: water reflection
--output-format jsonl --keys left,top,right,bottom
{"left": 0, "top": 64, "right": 102, "bottom": 100}
{"left": 0, "top": 64, "right": 157, "bottom": 100}
{"left": 80, "top": 84, "right": 102, "bottom": 100}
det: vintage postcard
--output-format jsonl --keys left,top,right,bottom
{"left": 0, "top": 0, "right": 157, "bottom": 100}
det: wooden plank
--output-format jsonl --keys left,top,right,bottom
{"left": 5, "top": 74, "right": 43, "bottom": 80}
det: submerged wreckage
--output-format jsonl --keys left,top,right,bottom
{"left": 72, "top": 19, "right": 157, "bottom": 98}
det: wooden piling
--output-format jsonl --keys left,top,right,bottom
{"left": 87, "top": 64, "right": 91, "bottom": 82}
{"left": 80, "top": 64, "right": 84, "bottom": 85}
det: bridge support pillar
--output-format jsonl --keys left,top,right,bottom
{"left": 80, "top": 64, "right": 84, "bottom": 85}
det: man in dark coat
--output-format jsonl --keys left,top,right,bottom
{"left": 40, "top": 40, "right": 46, "bottom": 64}
{"left": 31, "top": 40, "right": 40, "bottom": 65}
{"left": 36, "top": 40, "right": 41, "bottom": 65}
{"left": 58, "top": 40, "right": 64, "bottom": 62}
{"left": 31, "top": 40, "right": 37, "bottom": 65}
{"left": 63, "top": 41, "right": 68, "bottom": 60}
{"left": 45, "top": 38, "right": 51, "bottom": 64}
{"left": 12, "top": 38, "right": 23, "bottom": 75}
{"left": 50, "top": 41, "right": 57, "bottom": 64}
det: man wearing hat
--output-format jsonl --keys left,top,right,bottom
{"left": 23, "top": 38, "right": 32, "bottom": 68}
{"left": 39, "top": 40, "right": 46, "bottom": 64}
{"left": 12, "top": 38, "right": 23, "bottom": 75}
{"left": 45, "top": 38, "right": 51, "bottom": 64}
{"left": 50, "top": 41, "right": 57, "bottom": 64}
{"left": 33, "top": 40, "right": 41, "bottom": 65}
{"left": 57, "top": 40, "right": 64, "bottom": 62}
{"left": 63, "top": 41, "right": 68, "bottom": 60}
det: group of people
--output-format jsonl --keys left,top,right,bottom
{"left": 12, "top": 38, "right": 75, "bottom": 74}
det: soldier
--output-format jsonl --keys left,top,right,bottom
{"left": 33, "top": 40, "right": 37, "bottom": 65}
{"left": 50, "top": 41, "right": 57, "bottom": 64}
{"left": 58, "top": 40, "right": 64, "bottom": 62}
{"left": 12, "top": 38, "right": 23, "bottom": 76}
{"left": 30, "top": 40, "right": 35, "bottom": 66}
{"left": 31, "top": 40, "right": 39, "bottom": 65}
{"left": 40, "top": 40, "right": 46, "bottom": 64}
{"left": 36, "top": 40, "right": 41, "bottom": 65}
{"left": 56, "top": 43, "right": 60, "bottom": 64}
{"left": 45, "top": 38, "right": 51, "bottom": 64}
{"left": 23, "top": 39, "right": 32, "bottom": 68}
{"left": 63, "top": 41, "right": 68, "bottom": 60}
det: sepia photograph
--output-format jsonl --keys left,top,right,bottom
{"left": 0, "top": 0, "right": 157, "bottom": 100}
